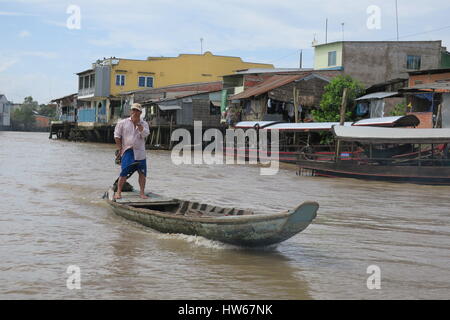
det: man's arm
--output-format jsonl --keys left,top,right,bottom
{"left": 137, "top": 121, "right": 150, "bottom": 139}
{"left": 115, "top": 137, "right": 122, "bottom": 151}
{"left": 114, "top": 121, "right": 123, "bottom": 154}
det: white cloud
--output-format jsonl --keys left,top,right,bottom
{"left": 18, "top": 30, "right": 31, "bottom": 38}
{"left": 0, "top": 58, "right": 19, "bottom": 72}
{"left": 0, "top": 11, "right": 36, "bottom": 16}
{"left": 21, "top": 51, "right": 59, "bottom": 59}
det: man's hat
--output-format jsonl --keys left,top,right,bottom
{"left": 131, "top": 103, "right": 142, "bottom": 112}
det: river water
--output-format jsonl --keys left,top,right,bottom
{"left": 0, "top": 131, "right": 449, "bottom": 299}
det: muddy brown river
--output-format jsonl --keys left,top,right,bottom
{"left": 0, "top": 131, "right": 449, "bottom": 299}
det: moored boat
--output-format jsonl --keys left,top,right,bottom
{"left": 104, "top": 188, "right": 319, "bottom": 247}
{"left": 298, "top": 126, "right": 450, "bottom": 185}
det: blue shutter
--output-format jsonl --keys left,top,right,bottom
{"left": 121, "top": 75, "right": 125, "bottom": 86}
{"left": 139, "top": 76, "right": 145, "bottom": 87}
{"left": 116, "top": 75, "right": 120, "bottom": 86}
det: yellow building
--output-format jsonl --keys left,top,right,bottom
{"left": 76, "top": 52, "right": 273, "bottom": 123}
{"left": 313, "top": 42, "right": 343, "bottom": 70}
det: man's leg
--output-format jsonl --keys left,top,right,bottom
{"left": 114, "top": 176, "right": 127, "bottom": 199}
{"left": 138, "top": 171, "right": 148, "bottom": 199}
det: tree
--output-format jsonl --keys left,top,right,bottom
{"left": 39, "top": 103, "right": 57, "bottom": 119}
{"left": 11, "top": 107, "right": 36, "bottom": 130}
{"left": 10, "top": 96, "right": 38, "bottom": 130}
{"left": 312, "top": 75, "right": 365, "bottom": 122}
{"left": 23, "top": 96, "right": 39, "bottom": 111}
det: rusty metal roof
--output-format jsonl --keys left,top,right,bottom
{"left": 399, "top": 81, "right": 450, "bottom": 93}
{"left": 229, "top": 74, "right": 305, "bottom": 100}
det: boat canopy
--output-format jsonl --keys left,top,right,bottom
{"left": 352, "top": 115, "right": 420, "bottom": 127}
{"left": 333, "top": 126, "right": 450, "bottom": 144}
{"left": 261, "top": 122, "right": 353, "bottom": 131}
{"left": 234, "top": 121, "right": 278, "bottom": 129}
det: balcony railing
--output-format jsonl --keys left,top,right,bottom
{"left": 78, "top": 87, "right": 95, "bottom": 98}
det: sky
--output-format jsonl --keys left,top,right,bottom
{"left": 1, "top": 0, "right": 450, "bottom": 104}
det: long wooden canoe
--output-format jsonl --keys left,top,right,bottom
{"left": 104, "top": 188, "right": 319, "bottom": 247}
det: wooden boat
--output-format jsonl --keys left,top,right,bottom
{"left": 298, "top": 126, "right": 450, "bottom": 185}
{"left": 104, "top": 188, "right": 319, "bottom": 247}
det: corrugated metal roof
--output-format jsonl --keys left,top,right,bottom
{"left": 408, "top": 68, "right": 450, "bottom": 75}
{"left": 399, "top": 81, "right": 450, "bottom": 93}
{"left": 355, "top": 92, "right": 400, "bottom": 100}
{"left": 51, "top": 93, "right": 78, "bottom": 102}
{"left": 76, "top": 69, "right": 94, "bottom": 75}
{"left": 158, "top": 105, "right": 181, "bottom": 111}
{"left": 333, "top": 126, "right": 450, "bottom": 143}
{"left": 230, "top": 68, "right": 312, "bottom": 75}
{"left": 229, "top": 74, "right": 306, "bottom": 100}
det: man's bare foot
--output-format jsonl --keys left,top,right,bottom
{"left": 140, "top": 193, "right": 149, "bottom": 199}
{"left": 114, "top": 193, "right": 122, "bottom": 199}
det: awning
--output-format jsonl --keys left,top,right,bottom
{"left": 333, "top": 126, "right": 450, "bottom": 144}
{"left": 210, "top": 101, "right": 221, "bottom": 107}
{"left": 355, "top": 92, "right": 399, "bottom": 100}
{"left": 158, "top": 105, "right": 181, "bottom": 111}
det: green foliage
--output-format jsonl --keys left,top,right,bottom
{"left": 388, "top": 102, "right": 407, "bottom": 116}
{"left": 10, "top": 96, "right": 38, "bottom": 130}
{"left": 311, "top": 75, "right": 365, "bottom": 122}
{"left": 11, "top": 106, "right": 36, "bottom": 130}
{"left": 39, "top": 104, "right": 57, "bottom": 119}
{"left": 23, "top": 96, "right": 39, "bottom": 110}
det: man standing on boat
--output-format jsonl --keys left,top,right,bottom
{"left": 114, "top": 103, "right": 150, "bottom": 199}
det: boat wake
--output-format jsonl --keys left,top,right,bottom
{"left": 156, "top": 233, "right": 279, "bottom": 251}
{"left": 157, "top": 233, "right": 238, "bottom": 249}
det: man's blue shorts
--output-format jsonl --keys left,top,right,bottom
{"left": 120, "top": 149, "right": 147, "bottom": 177}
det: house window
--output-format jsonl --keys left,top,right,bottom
{"left": 84, "top": 75, "right": 90, "bottom": 89}
{"left": 407, "top": 55, "right": 421, "bottom": 70}
{"left": 90, "top": 74, "right": 95, "bottom": 88}
{"left": 328, "top": 51, "right": 337, "bottom": 66}
{"left": 79, "top": 77, "right": 83, "bottom": 90}
{"left": 116, "top": 74, "right": 125, "bottom": 86}
{"left": 138, "top": 76, "right": 154, "bottom": 88}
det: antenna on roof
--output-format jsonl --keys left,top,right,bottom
{"left": 312, "top": 34, "right": 318, "bottom": 46}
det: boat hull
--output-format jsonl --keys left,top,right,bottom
{"left": 105, "top": 196, "right": 318, "bottom": 247}
{"left": 298, "top": 160, "right": 450, "bottom": 185}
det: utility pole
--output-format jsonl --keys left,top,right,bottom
{"left": 395, "top": 0, "right": 399, "bottom": 40}
{"left": 341, "top": 22, "right": 345, "bottom": 41}
{"left": 299, "top": 49, "right": 303, "bottom": 69}
{"left": 200, "top": 38, "right": 204, "bottom": 54}
{"left": 325, "top": 18, "right": 328, "bottom": 43}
